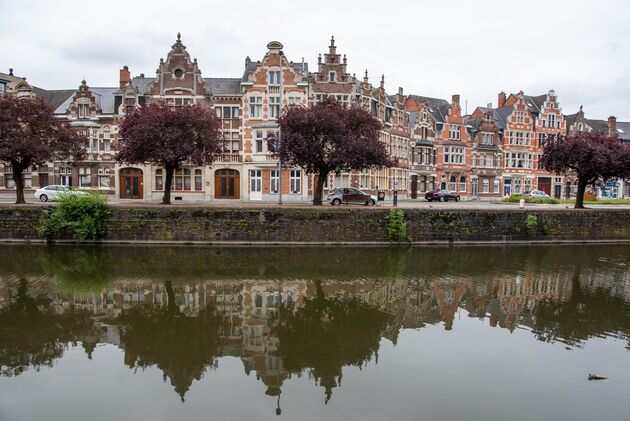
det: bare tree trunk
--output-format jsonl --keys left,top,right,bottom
{"left": 575, "top": 177, "right": 588, "bottom": 209}
{"left": 313, "top": 170, "right": 329, "bottom": 206}
{"left": 12, "top": 162, "right": 26, "bottom": 205}
{"left": 162, "top": 164, "right": 175, "bottom": 205}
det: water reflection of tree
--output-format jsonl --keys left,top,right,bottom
{"left": 274, "top": 280, "right": 391, "bottom": 403}
{"left": 0, "top": 279, "right": 94, "bottom": 377}
{"left": 531, "top": 268, "right": 630, "bottom": 346}
{"left": 39, "top": 247, "right": 112, "bottom": 291}
{"left": 118, "top": 281, "right": 222, "bottom": 401}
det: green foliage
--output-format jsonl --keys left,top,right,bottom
{"left": 386, "top": 209, "right": 410, "bottom": 243}
{"left": 503, "top": 194, "right": 559, "bottom": 204}
{"left": 525, "top": 214, "right": 538, "bottom": 230}
{"left": 38, "top": 193, "right": 109, "bottom": 240}
{"left": 504, "top": 194, "right": 523, "bottom": 203}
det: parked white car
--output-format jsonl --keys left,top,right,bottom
{"left": 526, "top": 190, "right": 551, "bottom": 199}
{"left": 34, "top": 185, "right": 88, "bottom": 202}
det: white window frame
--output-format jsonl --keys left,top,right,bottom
{"left": 290, "top": 170, "right": 301, "bottom": 194}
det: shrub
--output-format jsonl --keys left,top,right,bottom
{"left": 386, "top": 209, "right": 410, "bottom": 243}
{"left": 504, "top": 194, "right": 523, "bottom": 203}
{"left": 525, "top": 214, "right": 538, "bottom": 230}
{"left": 38, "top": 192, "right": 110, "bottom": 240}
{"left": 526, "top": 197, "right": 560, "bottom": 204}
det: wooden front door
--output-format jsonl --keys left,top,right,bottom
{"left": 38, "top": 174, "right": 49, "bottom": 188}
{"left": 119, "top": 168, "right": 143, "bottom": 199}
{"left": 215, "top": 169, "right": 240, "bottom": 199}
{"left": 410, "top": 175, "right": 418, "bottom": 199}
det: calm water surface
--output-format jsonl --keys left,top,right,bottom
{"left": 0, "top": 245, "right": 629, "bottom": 421}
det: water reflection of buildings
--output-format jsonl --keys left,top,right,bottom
{"left": 1, "top": 267, "right": 630, "bottom": 408}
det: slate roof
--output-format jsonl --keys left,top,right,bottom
{"left": 523, "top": 94, "right": 546, "bottom": 114}
{"left": 32, "top": 87, "right": 75, "bottom": 111}
{"left": 492, "top": 106, "right": 513, "bottom": 129}
{"left": 130, "top": 77, "right": 154, "bottom": 95}
{"left": 407, "top": 94, "right": 450, "bottom": 123}
{"left": 241, "top": 61, "right": 308, "bottom": 84}
{"left": 616, "top": 122, "right": 630, "bottom": 141}
{"left": 204, "top": 78, "right": 242, "bottom": 96}
{"left": 53, "top": 87, "right": 119, "bottom": 115}
{"left": 564, "top": 113, "right": 609, "bottom": 134}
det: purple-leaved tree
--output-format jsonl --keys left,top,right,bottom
{"left": 116, "top": 103, "right": 224, "bottom": 204}
{"left": 268, "top": 97, "right": 395, "bottom": 205}
{"left": 541, "top": 132, "right": 630, "bottom": 208}
{"left": 0, "top": 95, "right": 87, "bottom": 204}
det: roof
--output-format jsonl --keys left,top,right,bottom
{"left": 616, "top": 121, "right": 630, "bottom": 141}
{"left": 241, "top": 61, "right": 308, "bottom": 84}
{"left": 564, "top": 112, "right": 609, "bottom": 134}
{"left": 407, "top": 94, "right": 450, "bottom": 123}
{"left": 32, "top": 87, "right": 75, "bottom": 110}
{"left": 523, "top": 94, "right": 546, "bottom": 114}
{"left": 493, "top": 106, "right": 513, "bottom": 129}
{"left": 130, "top": 76, "right": 154, "bottom": 95}
{"left": 204, "top": 78, "right": 241, "bottom": 96}
{"left": 53, "top": 87, "right": 119, "bottom": 115}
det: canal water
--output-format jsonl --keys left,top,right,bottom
{"left": 0, "top": 244, "right": 629, "bottom": 421}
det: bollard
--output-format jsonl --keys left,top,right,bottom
{"left": 393, "top": 190, "right": 398, "bottom": 207}
{"left": 519, "top": 198, "right": 525, "bottom": 209}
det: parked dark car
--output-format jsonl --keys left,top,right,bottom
{"left": 328, "top": 188, "right": 377, "bottom": 206}
{"left": 425, "top": 190, "right": 461, "bottom": 202}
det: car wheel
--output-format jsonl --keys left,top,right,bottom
{"left": 39, "top": 194, "right": 48, "bottom": 202}
{"left": 427, "top": 199, "right": 432, "bottom": 202}
{"left": 439, "top": 196, "right": 444, "bottom": 202}
{"left": 368, "top": 199, "right": 376, "bottom": 206}
{"left": 332, "top": 198, "right": 342, "bottom": 206}
{"left": 456, "top": 196, "right": 460, "bottom": 202}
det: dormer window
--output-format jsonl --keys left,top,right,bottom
{"left": 329, "top": 71, "right": 337, "bottom": 82}
{"left": 268, "top": 70, "right": 281, "bottom": 86}
{"left": 0, "top": 82, "right": 5, "bottom": 94}
{"left": 78, "top": 104, "right": 89, "bottom": 119}
{"left": 174, "top": 68, "right": 184, "bottom": 79}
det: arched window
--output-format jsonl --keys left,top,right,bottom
{"left": 449, "top": 176, "right": 456, "bottom": 192}
{"left": 459, "top": 176, "right": 467, "bottom": 192}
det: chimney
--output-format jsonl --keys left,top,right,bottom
{"left": 498, "top": 91, "right": 506, "bottom": 108}
{"left": 487, "top": 102, "right": 492, "bottom": 108}
{"left": 608, "top": 116, "right": 617, "bottom": 134}
{"left": 245, "top": 56, "right": 251, "bottom": 66}
{"left": 119, "top": 65, "right": 131, "bottom": 88}
{"left": 398, "top": 87, "right": 403, "bottom": 97}
{"left": 380, "top": 74, "right": 385, "bottom": 90}
{"left": 9, "top": 68, "right": 13, "bottom": 76}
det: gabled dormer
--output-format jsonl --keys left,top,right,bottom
{"left": 70, "top": 80, "right": 100, "bottom": 120}
{"left": 148, "top": 33, "right": 207, "bottom": 102}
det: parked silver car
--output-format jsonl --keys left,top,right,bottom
{"left": 33, "top": 185, "right": 88, "bottom": 202}
{"left": 327, "top": 188, "right": 377, "bottom": 206}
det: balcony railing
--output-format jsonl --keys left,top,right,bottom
{"left": 216, "top": 154, "right": 243, "bottom": 163}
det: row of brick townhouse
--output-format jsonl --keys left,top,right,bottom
{"left": 1, "top": 34, "right": 628, "bottom": 201}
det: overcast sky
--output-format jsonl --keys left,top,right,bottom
{"left": 2, "top": 0, "right": 629, "bottom": 120}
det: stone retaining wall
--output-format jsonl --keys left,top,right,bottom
{"left": 0, "top": 206, "right": 628, "bottom": 244}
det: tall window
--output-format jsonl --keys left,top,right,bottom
{"left": 174, "top": 169, "right": 191, "bottom": 191}
{"left": 548, "top": 114, "right": 556, "bottom": 128}
{"left": 194, "top": 169, "right": 203, "bottom": 191}
{"left": 99, "top": 174, "right": 110, "bottom": 189}
{"left": 482, "top": 179, "right": 489, "bottom": 193}
{"left": 155, "top": 169, "right": 163, "bottom": 190}
{"left": 270, "top": 170, "right": 279, "bottom": 193}
{"left": 448, "top": 125, "right": 461, "bottom": 140}
{"left": 444, "top": 146, "right": 464, "bottom": 164}
{"left": 269, "top": 96, "right": 280, "bottom": 118}
{"left": 255, "top": 131, "right": 264, "bottom": 153}
{"left": 90, "top": 130, "right": 99, "bottom": 152}
{"left": 78, "top": 104, "right": 89, "bottom": 119}
{"left": 103, "top": 127, "right": 111, "bottom": 152}
{"left": 249, "top": 96, "right": 263, "bottom": 118}
{"left": 79, "top": 168, "right": 91, "bottom": 188}
{"left": 449, "top": 176, "right": 456, "bottom": 192}
{"left": 481, "top": 133, "right": 493, "bottom": 144}
{"left": 459, "top": 176, "right": 466, "bottom": 192}
{"left": 494, "top": 179, "right": 500, "bottom": 193}
{"left": 329, "top": 71, "right": 336, "bottom": 82}
{"left": 290, "top": 170, "right": 301, "bottom": 194}
{"left": 268, "top": 70, "right": 281, "bottom": 85}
